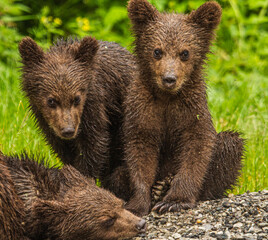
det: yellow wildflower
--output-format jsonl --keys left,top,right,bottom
{"left": 82, "top": 18, "right": 90, "bottom": 31}
{"left": 83, "top": 18, "right": 89, "bottom": 25}
{"left": 54, "top": 18, "right": 62, "bottom": 26}
{"left": 41, "top": 16, "right": 47, "bottom": 24}
{"left": 82, "top": 24, "right": 90, "bottom": 31}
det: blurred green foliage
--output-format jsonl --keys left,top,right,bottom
{"left": 0, "top": 0, "right": 267, "bottom": 70}
{"left": 0, "top": 0, "right": 267, "bottom": 193}
{"left": 1, "top": 0, "right": 267, "bottom": 73}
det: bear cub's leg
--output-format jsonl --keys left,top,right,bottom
{"left": 198, "top": 131, "right": 244, "bottom": 200}
{"left": 153, "top": 131, "right": 244, "bottom": 213}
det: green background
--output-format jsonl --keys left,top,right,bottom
{"left": 0, "top": 0, "right": 267, "bottom": 194}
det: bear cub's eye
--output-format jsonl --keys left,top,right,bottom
{"left": 180, "top": 50, "right": 189, "bottom": 61}
{"left": 47, "top": 98, "right": 57, "bottom": 108}
{"left": 74, "top": 96, "right": 81, "bottom": 106}
{"left": 153, "top": 48, "right": 163, "bottom": 60}
{"left": 103, "top": 217, "right": 116, "bottom": 228}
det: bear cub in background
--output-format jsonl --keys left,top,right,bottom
{"left": 116, "top": 0, "right": 244, "bottom": 216}
{"left": 0, "top": 152, "right": 146, "bottom": 240}
{"left": 19, "top": 36, "right": 136, "bottom": 183}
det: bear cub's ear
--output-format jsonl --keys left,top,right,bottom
{"left": 75, "top": 36, "right": 99, "bottom": 64}
{"left": 189, "top": 1, "right": 222, "bottom": 30}
{"left": 31, "top": 199, "right": 67, "bottom": 227}
{"left": 19, "top": 37, "right": 44, "bottom": 65}
{"left": 127, "top": 0, "right": 159, "bottom": 28}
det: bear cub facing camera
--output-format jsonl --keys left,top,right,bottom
{"left": 0, "top": 152, "right": 146, "bottom": 240}
{"left": 19, "top": 36, "right": 136, "bottom": 182}
{"left": 111, "top": 0, "right": 244, "bottom": 216}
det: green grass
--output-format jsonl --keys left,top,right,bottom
{"left": 0, "top": 48, "right": 267, "bottom": 194}
{"left": 0, "top": 61, "right": 60, "bottom": 166}
{"left": 0, "top": 0, "right": 267, "bottom": 195}
{"left": 207, "top": 52, "right": 267, "bottom": 194}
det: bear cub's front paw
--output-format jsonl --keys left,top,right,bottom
{"left": 152, "top": 201, "right": 196, "bottom": 214}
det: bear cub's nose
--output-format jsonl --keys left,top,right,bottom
{"left": 136, "top": 219, "right": 147, "bottom": 232}
{"left": 61, "top": 127, "right": 75, "bottom": 138}
{"left": 162, "top": 75, "right": 177, "bottom": 88}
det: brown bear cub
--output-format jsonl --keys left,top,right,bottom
{"left": 0, "top": 152, "right": 146, "bottom": 240}
{"left": 113, "top": 0, "right": 244, "bottom": 216}
{"left": 19, "top": 36, "right": 136, "bottom": 183}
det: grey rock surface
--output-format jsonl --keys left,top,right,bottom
{"left": 130, "top": 190, "right": 268, "bottom": 240}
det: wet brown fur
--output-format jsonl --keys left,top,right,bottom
{"left": 108, "top": 0, "right": 244, "bottom": 216}
{"left": 0, "top": 152, "right": 145, "bottom": 240}
{"left": 19, "top": 37, "right": 136, "bottom": 181}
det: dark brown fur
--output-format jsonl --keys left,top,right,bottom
{"left": 0, "top": 156, "right": 28, "bottom": 240}
{"left": 107, "top": 0, "right": 244, "bottom": 216}
{"left": 0, "top": 152, "right": 146, "bottom": 240}
{"left": 19, "top": 37, "right": 136, "bottom": 181}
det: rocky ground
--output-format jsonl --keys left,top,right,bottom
{"left": 131, "top": 190, "right": 268, "bottom": 240}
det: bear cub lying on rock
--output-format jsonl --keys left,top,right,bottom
{"left": 107, "top": 0, "right": 244, "bottom": 217}
{"left": 0, "top": 152, "right": 146, "bottom": 240}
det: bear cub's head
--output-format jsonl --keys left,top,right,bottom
{"left": 128, "top": 0, "right": 222, "bottom": 94}
{"left": 19, "top": 37, "right": 98, "bottom": 139}
{"left": 32, "top": 165, "right": 146, "bottom": 240}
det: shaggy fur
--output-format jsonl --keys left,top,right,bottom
{"left": 19, "top": 37, "right": 136, "bottom": 182}
{"left": 108, "top": 0, "right": 244, "bottom": 216}
{"left": 0, "top": 152, "right": 146, "bottom": 240}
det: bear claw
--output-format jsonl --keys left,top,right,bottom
{"left": 152, "top": 201, "right": 195, "bottom": 214}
